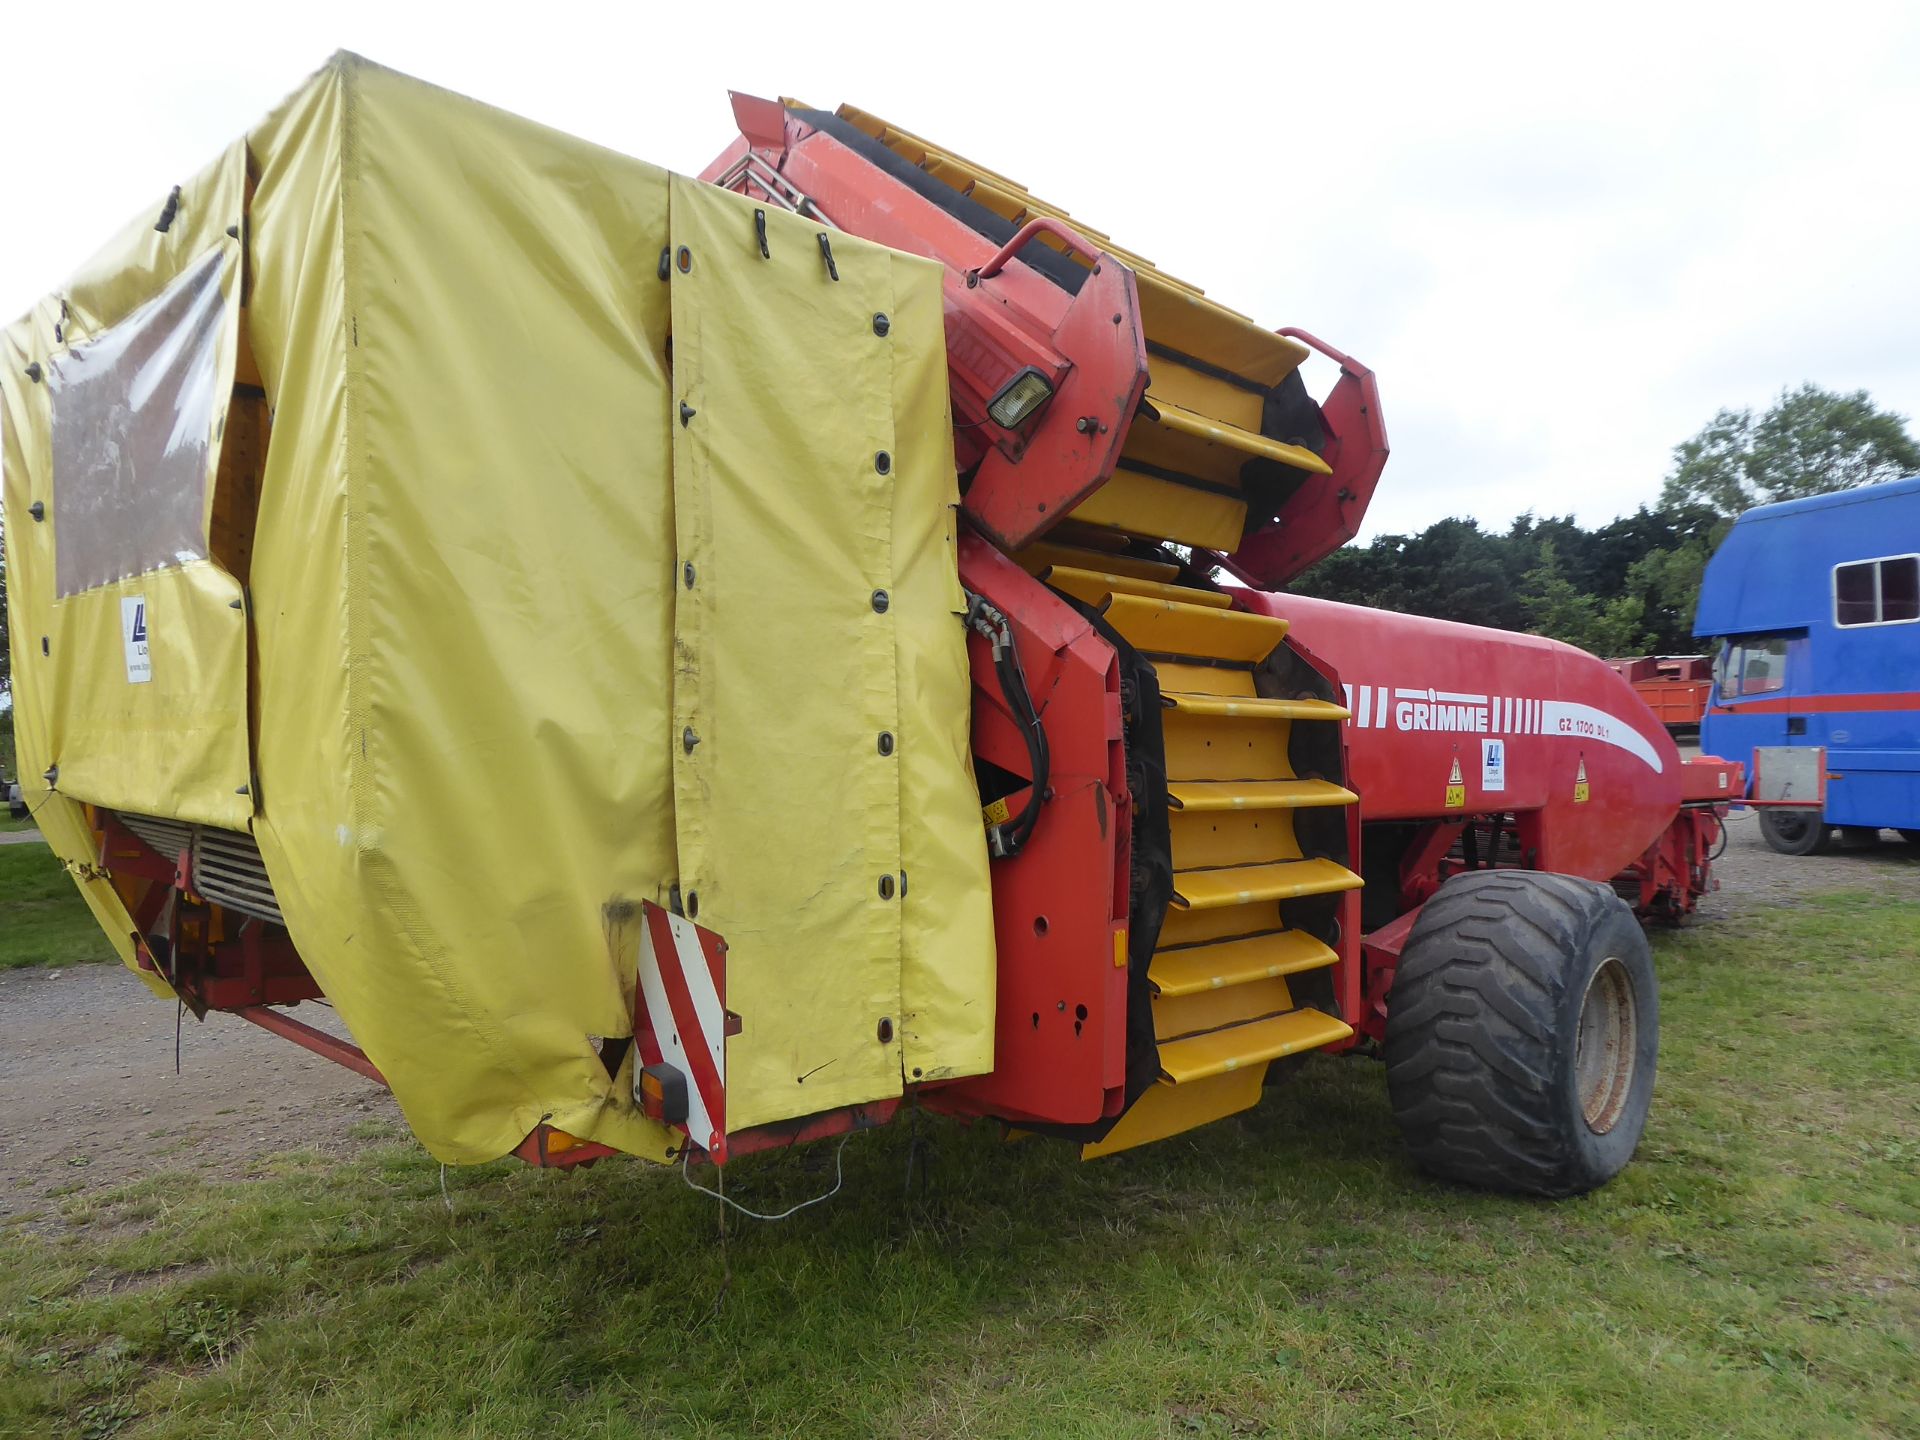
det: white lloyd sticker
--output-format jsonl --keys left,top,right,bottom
{"left": 121, "top": 596, "right": 151, "bottom": 683}
{"left": 1481, "top": 737, "right": 1507, "bottom": 792}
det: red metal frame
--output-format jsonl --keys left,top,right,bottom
{"left": 1618, "top": 805, "right": 1728, "bottom": 921}
{"left": 921, "top": 531, "right": 1133, "bottom": 1128}
{"left": 233, "top": 1004, "right": 387, "bottom": 1085}
{"left": 1224, "top": 329, "right": 1390, "bottom": 587}
{"left": 512, "top": 1124, "right": 620, "bottom": 1170}
{"left": 721, "top": 1099, "right": 901, "bottom": 1160}
{"left": 1356, "top": 908, "right": 1419, "bottom": 1048}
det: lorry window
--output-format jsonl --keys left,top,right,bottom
{"left": 1717, "top": 635, "right": 1790, "bottom": 700}
{"left": 1834, "top": 554, "right": 1920, "bottom": 627}
{"left": 1885, "top": 556, "right": 1920, "bottom": 622}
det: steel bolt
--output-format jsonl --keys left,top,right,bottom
{"left": 871, "top": 589, "right": 890, "bottom": 613}
{"left": 682, "top": 726, "right": 699, "bottom": 754}
{"left": 872, "top": 312, "right": 890, "bottom": 336}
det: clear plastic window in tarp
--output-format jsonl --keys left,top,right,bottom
{"left": 46, "top": 248, "right": 226, "bottom": 598}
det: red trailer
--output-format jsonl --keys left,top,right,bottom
{"left": 1608, "top": 655, "right": 1715, "bottom": 730}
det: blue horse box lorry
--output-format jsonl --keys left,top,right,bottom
{"left": 1695, "top": 475, "right": 1920, "bottom": 855}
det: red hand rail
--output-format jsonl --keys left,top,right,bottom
{"left": 968, "top": 216, "right": 1104, "bottom": 284}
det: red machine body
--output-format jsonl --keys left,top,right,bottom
{"left": 1259, "top": 594, "right": 1686, "bottom": 878}
{"left": 698, "top": 93, "right": 1740, "bottom": 1155}
{"left": 1242, "top": 596, "right": 1739, "bottom": 1046}
{"left": 96, "top": 87, "right": 1735, "bottom": 1175}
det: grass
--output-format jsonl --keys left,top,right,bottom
{"left": 0, "top": 842, "right": 115, "bottom": 971}
{"left": 1, "top": 894, "right": 1916, "bottom": 1438}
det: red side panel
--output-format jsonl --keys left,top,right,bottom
{"left": 1225, "top": 331, "right": 1389, "bottom": 587}
{"left": 925, "top": 534, "right": 1132, "bottom": 1126}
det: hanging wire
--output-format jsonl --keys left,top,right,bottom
{"left": 680, "top": 1131, "right": 854, "bottom": 1222}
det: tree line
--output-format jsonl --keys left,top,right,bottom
{"left": 1291, "top": 384, "right": 1920, "bottom": 656}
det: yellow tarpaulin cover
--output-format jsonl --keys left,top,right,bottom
{"left": 0, "top": 54, "right": 995, "bottom": 1163}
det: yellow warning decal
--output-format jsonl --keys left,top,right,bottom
{"left": 1445, "top": 756, "right": 1466, "bottom": 810}
{"left": 1574, "top": 759, "right": 1590, "bottom": 804}
{"left": 983, "top": 797, "right": 1011, "bottom": 828}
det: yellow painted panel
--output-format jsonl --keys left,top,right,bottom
{"left": 1170, "top": 807, "right": 1303, "bottom": 871}
{"left": 1163, "top": 712, "right": 1293, "bottom": 782}
{"left": 1167, "top": 778, "right": 1358, "bottom": 811}
{"left": 1043, "top": 565, "right": 1231, "bottom": 609}
{"left": 1163, "top": 692, "right": 1349, "bottom": 722}
{"left": 1153, "top": 976, "right": 1294, "bottom": 1041}
{"left": 1135, "top": 269, "right": 1309, "bottom": 389}
{"left": 1154, "top": 897, "right": 1285, "bottom": 948}
{"left": 1014, "top": 539, "right": 1181, "bottom": 583}
{"left": 1157, "top": 1007, "right": 1353, "bottom": 1083}
{"left": 1081, "top": 1066, "right": 1266, "bottom": 1158}
{"left": 1100, "top": 595, "right": 1287, "bottom": 663}
{"left": 1142, "top": 363, "right": 1264, "bottom": 434}
{"left": 1149, "top": 397, "right": 1332, "bottom": 475}
{"left": 1150, "top": 928, "right": 1339, "bottom": 997}
{"left": 1171, "top": 858, "right": 1363, "bottom": 911}
{"left": 1068, "top": 465, "right": 1247, "bottom": 552}
{"left": 1150, "top": 662, "right": 1260, "bottom": 698}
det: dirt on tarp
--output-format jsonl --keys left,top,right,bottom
{"left": 0, "top": 964, "right": 398, "bottom": 1224}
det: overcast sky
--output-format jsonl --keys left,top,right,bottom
{"left": 7, "top": 2, "right": 1918, "bottom": 539}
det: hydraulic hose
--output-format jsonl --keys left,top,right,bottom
{"left": 964, "top": 589, "right": 1050, "bottom": 859}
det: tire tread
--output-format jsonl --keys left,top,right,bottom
{"left": 1384, "top": 869, "right": 1650, "bottom": 1197}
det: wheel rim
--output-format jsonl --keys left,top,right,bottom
{"left": 1575, "top": 957, "right": 1637, "bottom": 1134}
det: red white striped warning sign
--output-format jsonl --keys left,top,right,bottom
{"left": 635, "top": 901, "right": 730, "bottom": 1162}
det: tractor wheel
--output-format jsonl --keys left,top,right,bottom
{"left": 1384, "top": 870, "right": 1657, "bottom": 1198}
{"left": 1759, "top": 809, "right": 1832, "bottom": 856}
